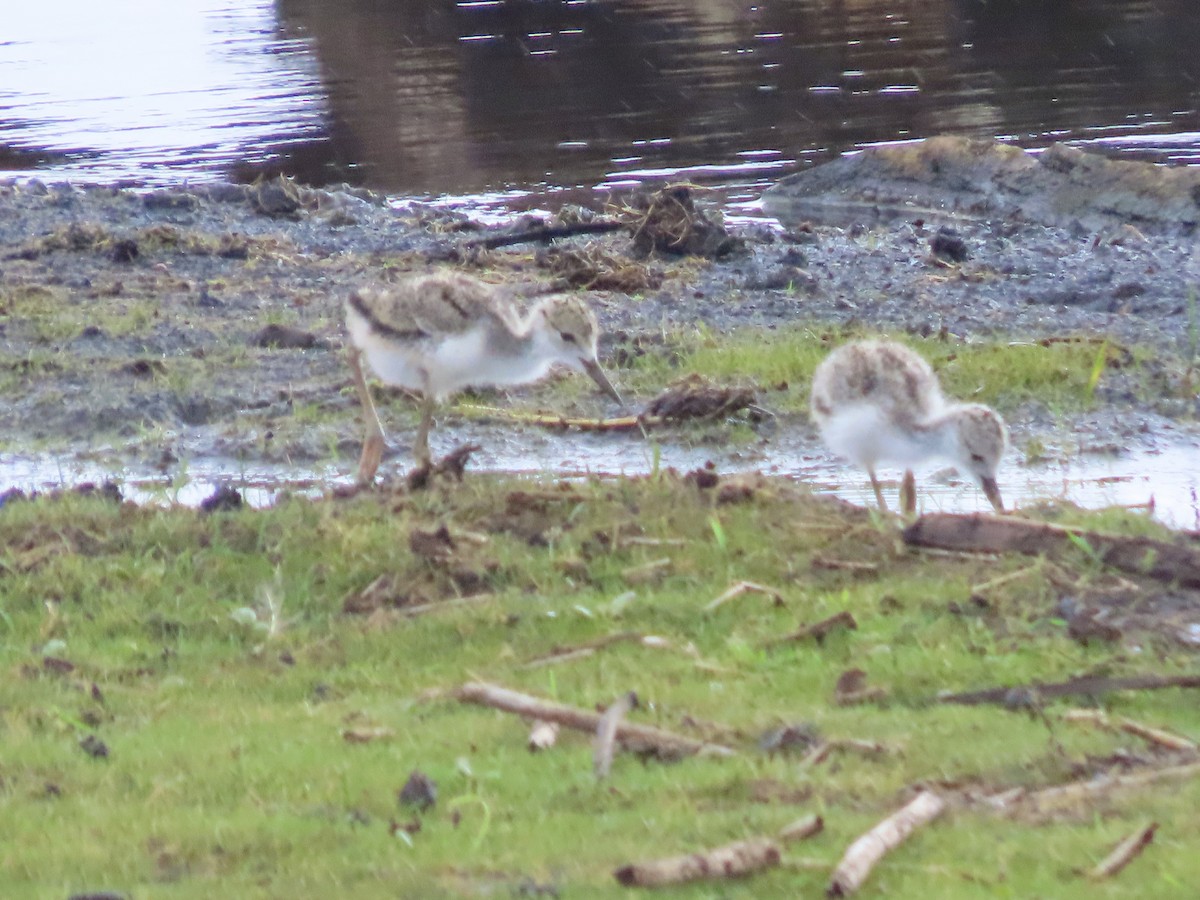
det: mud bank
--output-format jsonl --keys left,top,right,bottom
{"left": 0, "top": 139, "right": 1197, "bottom": 508}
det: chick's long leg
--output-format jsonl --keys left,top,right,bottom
{"left": 411, "top": 392, "right": 437, "bottom": 467}
{"left": 900, "top": 469, "right": 917, "bottom": 517}
{"left": 868, "top": 467, "right": 889, "bottom": 512}
{"left": 348, "top": 347, "right": 385, "bottom": 486}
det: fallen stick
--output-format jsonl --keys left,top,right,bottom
{"left": 802, "top": 738, "right": 891, "bottom": 767}
{"left": 779, "top": 813, "right": 825, "bottom": 843}
{"left": 763, "top": 611, "right": 857, "bottom": 648}
{"left": 595, "top": 691, "right": 638, "bottom": 779}
{"left": 1021, "top": 760, "right": 1200, "bottom": 812}
{"left": 521, "top": 631, "right": 647, "bottom": 669}
{"left": 394, "top": 593, "right": 496, "bottom": 619}
{"left": 456, "top": 404, "right": 660, "bottom": 432}
{"left": 1062, "top": 709, "right": 1198, "bottom": 753}
{"left": 827, "top": 790, "right": 946, "bottom": 897}
{"left": 456, "top": 682, "right": 737, "bottom": 758}
{"left": 613, "top": 836, "right": 781, "bottom": 887}
{"left": 811, "top": 557, "right": 879, "bottom": 574}
{"left": 464, "top": 219, "right": 625, "bottom": 250}
{"left": 704, "top": 580, "right": 784, "bottom": 613}
{"left": 1090, "top": 822, "right": 1158, "bottom": 881}
{"left": 938, "top": 673, "right": 1200, "bottom": 706}
{"left": 903, "top": 513, "right": 1200, "bottom": 589}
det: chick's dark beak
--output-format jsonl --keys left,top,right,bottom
{"left": 581, "top": 357, "right": 625, "bottom": 408}
{"left": 981, "top": 475, "right": 1005, "bottom": 514}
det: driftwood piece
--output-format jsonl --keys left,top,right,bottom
{"left": 1020, "top": 761, "right": 1200, "bottom": 813}
{"left": 613, "top": 837, "right": 781, "bottom": 887}
{"left": 903, "top": 513, "right": 1200, "bottom": 588}
{"left": 595, "top": 692, "right": 639, "bottom": 779}
{"left": 456, "top": 682, "right": 737, "bottom": 758}
{"left": 1063, "top": 709, "right": 1198, "bottom": 753}
{"left": 938, "top": 673, "right": 1200, "bottom": 706}
{"left": 827, "top": 790, "right": 946, "bottom": 897}
{"left": 763, "top": 611, "right": 857, "bottom": 648}
{"left": 1090, "top": 823, "right": 1158, "bottom": 881}
{"left": 780, "top": 813, "right": 825, "bottom": 843}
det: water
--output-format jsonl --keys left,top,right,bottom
{"left": 1, "top": 0, "right": 1198, "bottom": 201}
{"left": 4, "top": 435, "right": 1198, "bottom": 530}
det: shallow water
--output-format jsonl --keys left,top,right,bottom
{"left": 2, "top": 0, "right": 1198, "bottom": 201}
{"left": 5, "top": 434, "right": 1198, "bottom": 531}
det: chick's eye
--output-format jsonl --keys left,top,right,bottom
{"left": 559, "top": 331, "right": 578, "bottom": 344}
{"left": 970, "top": 453, "right": 986, "bottom": 464}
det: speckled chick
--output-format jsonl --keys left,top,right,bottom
{"left": 344, "top": 271, "right": 623, "bottom": 484}
{"left": 810, "top": 339, "right": 1007, "bottom": 513}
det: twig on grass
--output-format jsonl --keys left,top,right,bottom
{"left": 613, "top": 837, "right": 781, "bottom": 887}
{"left": 1090, "top": 822, "right": 1158, "bottom": 881}
{"left": 520, "top": 631, "right": 650, "bottom": 669}
{"left": 1062, "top": 709, "right": 1198, "bottom": 753}
{"left": 780, "top": 813, "right": 825, "bottom": 843}
{"left": 1019, "top": 761, "right": 1200, "bottom": 813}
{"left": 704, "top": 580, "right": 784, "bottom": 613}
{"left": 811, "top": 556, "right": 880, "bottom": 574}
{"left": 827, "top": 790, "right": 946, "bottom": 897}
{"left": 938, "top": 673, "right": 1200, "bottom": 706}
{"left": 456, "top": 681, "right": 737, "bottom": 758}
{"left": 762, "top": 611, "right": 857, "bottom": 648}
{"left": 595, "top": 691, "right": 638, "bottom": 779}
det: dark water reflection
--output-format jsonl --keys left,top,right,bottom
{"left": 1, "top": 0, "right": 1198, "bottom": 199}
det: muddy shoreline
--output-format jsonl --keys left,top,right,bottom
{"left": 1, "top": 155, "right": 1197, "bottom": 502}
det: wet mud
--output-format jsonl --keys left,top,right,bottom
{"left": 0, "top": 140, "right": 1197, "bottom": 516}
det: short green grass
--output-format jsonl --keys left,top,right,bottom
{"left": 2, "top": 476, "right": 1198, "bottom": 898}
{"left": 613, "top": 326, "right": 1137, "bottom": 415}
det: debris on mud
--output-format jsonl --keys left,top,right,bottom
{"left": 641, "top": 374, "right": 758, "bottom": 423}
{"left": 535, "top": 243, "right": 663, "bottom": 292}
{"left": 618, "top": 185, "right": 745, "bottom": 258}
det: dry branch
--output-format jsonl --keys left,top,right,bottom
{"left": 938, "top": 673, "right": 1200, "bottom": 706}
{"left": 1090, "top": 823, "right": 1158, "bottom": 881}
{"left": 613, "top": 837, "right": 781, "bottom": 887}
{"left": 1020, "top": 761, "right": 1200, "bottom": 813}
{"left": 520, "top": 631, "right": 648, "bottom": 669}
{"left": 811, "top": 556, "right": 880, "bottom": 574}
{"left": 464, "top": 220, "right": 624, "bottom": 250}
{"left": 1063, "top": 709, "right": 1198, "bottom": 753}
{"left": 763, "top": 611, "right": 857, "bottom": 648}
{"left": 456, "top": 682, "right": 737, "bottom": 758}
{"left": 827, "top": 790, "right": 946, "bottom": 897}
{"left": 903, "top": 513, "right": 1200, "bottom": 588}
{"left": 705, "top": 580, "right": 784, "bottom": 613}
{"left": 780, "top": 813, "right": 825, "bottom": 843}
{"left": 595, "top": 691, "right": 638, "bottom": 779}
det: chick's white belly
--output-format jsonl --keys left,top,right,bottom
{"left": 352, "top": 321, "right": 555, "bottom": 399}
{"left": 817, "top": 404, "right": 936, "bottom": 469}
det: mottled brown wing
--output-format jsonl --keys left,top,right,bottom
{"left": 362, "top": 273, "right": 518, "bottom": 340}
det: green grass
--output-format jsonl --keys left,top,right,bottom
{"left": 2, "top": 477, "right": 1198, "bottom": 897}
{"left": 612, "top": 327, "right": 1137, "bottom": 416}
